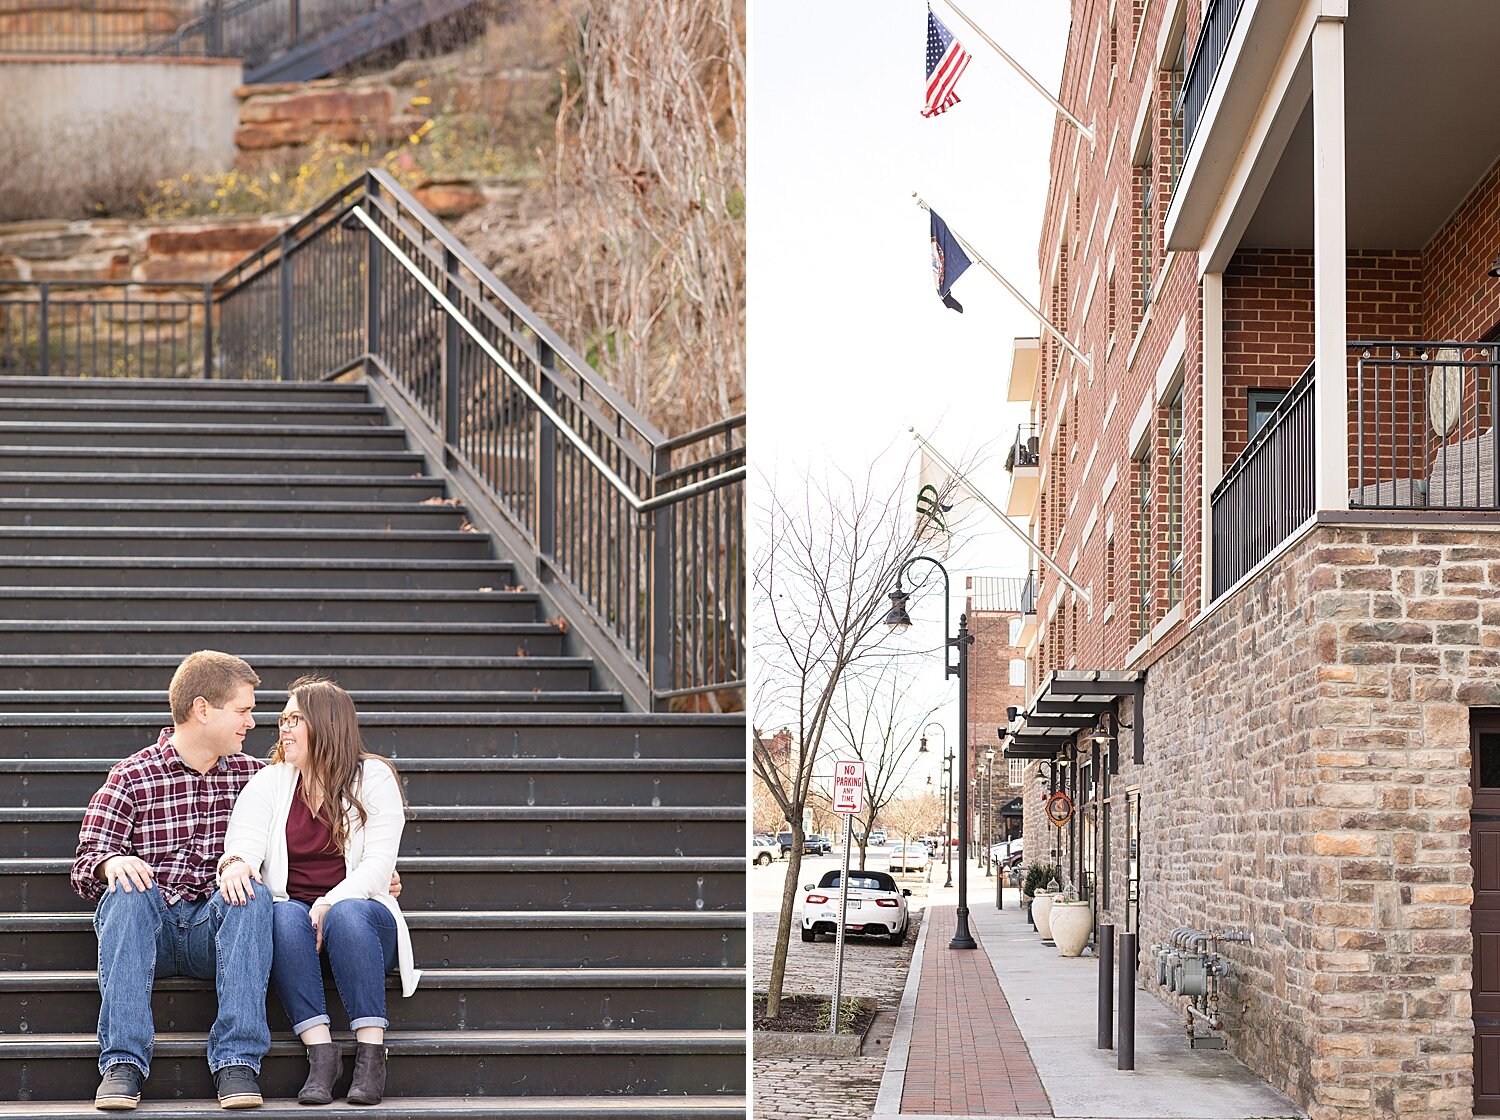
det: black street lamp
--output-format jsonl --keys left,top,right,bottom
{"left": 923, "top": 720, "right": 953, "bottom": 889}
{"left": 885, "top": 555, "right": 976, "bottom": 950}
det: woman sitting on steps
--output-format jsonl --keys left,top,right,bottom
{"left": 218, "top": 676, "right": 419, "bottom": 1107}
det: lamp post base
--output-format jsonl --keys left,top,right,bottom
{"left": 949, "top": 906, "right": 977, "bottom": 950}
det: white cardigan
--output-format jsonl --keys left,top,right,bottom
{"left": 221, "top": 759, "right": 421, "bottom": 997}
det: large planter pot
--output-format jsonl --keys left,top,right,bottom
{"left": 1032, "top": 891, "right": 1056, "bottom": 939}
{"left": 1050, "top": 901, "right": 1092, "bottom": 957}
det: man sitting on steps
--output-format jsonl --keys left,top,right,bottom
{"left": 71, "top": 650, "right": 272, "bottom": 1111}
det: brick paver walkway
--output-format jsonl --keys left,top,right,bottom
{"left": 900, "top": 906, "right": 1050, "bottom": 1115}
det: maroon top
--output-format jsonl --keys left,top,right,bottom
{"left": 285, "top": 785, "right": 345, "bottom": 905}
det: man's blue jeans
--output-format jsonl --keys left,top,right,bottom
{"left": 271, "top": 898, "right": 397, "bottom": 1033}
{"left": 94, "top": 884, "right": 273, "bottom": 1077}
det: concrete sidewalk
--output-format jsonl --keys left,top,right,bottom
{"left": 873, "top": 881, "right": 1305, "bottom": 1120}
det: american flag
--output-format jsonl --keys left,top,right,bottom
{"left": 923, "top": 9, "right": 971, "bottom": 118}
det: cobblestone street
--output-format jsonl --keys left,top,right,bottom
{"left": 753, "top": 856, "right": 932, "bottom": 1120}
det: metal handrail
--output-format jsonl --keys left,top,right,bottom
{"left": 347, "top": 204, "right": 743, "bottom": 513}
{"left": 1211, "top": 361, "right": 1314, "bottom": 503}
{"left": 1178, "top": 0, "right": 1247, "bottom": 159}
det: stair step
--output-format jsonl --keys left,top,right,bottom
{"left": 0, "top": 911, "right": 746, "bottom": 970}
{"left": 0, "top": 446, "right": 426, "bottom": 476}
{"left": 0, "top": 377, "right": 370, "bottom": 404}
{"left": 0, "top": 556, "right": 516, "bottom": 590}
{"left": 0, "top": 757, "right": 742, "bottom": 808}
{"left": 0, "top": 500, "right": 470, "bottom": 531}
{"left": 0, "top": 422, "right": 408, "bottom": 452}
{"left": 0, "top": 527, "right": 492, "bottom": 560}
{"left": 0, "top": 659, "right": 604, "bottom": 693}
{"left": 0, "top": 857, "right": 746, "bottom": 912}
{"left": 0, "top": 588, "right": 538, "bottom": 624}
{"left": 0, "top": 1029, "right": 746, "bottom": 1099}
{"left": 0, "top": 397, "right": 388, "bottom": 426}
{"left": 0, "top": 472, "right": 447, "bottom": 502}
{"left": 0, "top": 805, "right": 744, "bottom": 858}
{"left": 0, "top": 711, "right": 744, "bottom": 758}
{"left": 0, "top": 620, "right": 562, "bottom": 657}
{"left": 0, "top": 967, "right": 746, "bottom": 1032}
{"left": 0, "top": 1096, "right": 748, "bottom": 1118}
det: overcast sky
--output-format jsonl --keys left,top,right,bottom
{"left": 747, "top": 1, "right": 1070, "bottom": 782}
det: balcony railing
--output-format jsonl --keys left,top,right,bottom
{"left": 1351, "top": 342, "right": 1500, "bottom": 511}
{"left": 1210, "top": 361, "right": 1314, "bottom": 597}
{"left": 1020, "top": 571, "right": 1040, "bottom": 616}
{"left": 1006, "top": 423, "right": 1040, "bottom": 471}
{"left": 1179, "top": 0, "right": 1246, "bottom": 159}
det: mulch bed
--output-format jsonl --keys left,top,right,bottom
{"left": 753, "top": 993, "right": 877, "bottom": 1036}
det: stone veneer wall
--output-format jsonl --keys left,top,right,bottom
{"left": 1061, "top": 521, "right": 1499, "bottom": 1120}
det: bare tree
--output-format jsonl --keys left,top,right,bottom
{"left": 884, "top": 792, "right": 944, "bottom": 855}
{"left": 751, "top": 452, "right": 957, "bottom": 1017}
{"left": 820, "top": 662, "right": 939, "bottom": 870}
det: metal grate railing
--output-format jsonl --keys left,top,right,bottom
{"left": 1210, "top": 361, "right": 1314, "bottom": 597}
{"left": 0, "top": 170, "right": 744, "bottom": 709}
{"left": 1007, "top": 423, "right": 1040, "bottom": 471}
{"left": 1350, "top": 342, "right": 1500, "bottom": 512}
{"left": 1179, "top": 0, "right": 1247, "bottom": 160}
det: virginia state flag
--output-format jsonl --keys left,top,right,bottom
{"left": 930, "top": 209, "right": 972, "bottom": 314}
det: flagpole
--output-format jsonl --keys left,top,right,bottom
{"left": 912, "top": 428, "right": 1092, "bottom": 604}
{"left": 935, "top": 0, "right": 1095, "bottom": 146}
{"left": 915, "top": 194, "right": 1092, "bottom": 372}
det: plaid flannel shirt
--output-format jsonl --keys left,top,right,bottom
{"left": 71, "top": 728, "right": 264, "bottom": 905}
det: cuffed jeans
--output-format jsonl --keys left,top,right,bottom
{"left": 94, "top": 885, "right": 273, "bottom": 1077}
{"left": 271, "top": 898, "right": 397, "bottom": 1034}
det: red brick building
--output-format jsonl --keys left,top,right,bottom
{"left": 964, "top": 577, "right": 1029, "bottom": 854}
{"left": 1002, "top": 3, "right": 1500, "bottom": 1117}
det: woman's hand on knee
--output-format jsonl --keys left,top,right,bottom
{"left": 219, "top": 859, "right": 262, "bottom": 906}
{"left": 310, "top": 902, "right": 332, "bottom": 951}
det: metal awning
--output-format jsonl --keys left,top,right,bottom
{"left": 1002, "top": 669, "right": 1146, "bottom": 766}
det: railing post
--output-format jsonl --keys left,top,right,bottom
{"left": 535, "top": 341, "right": 557, "bottom": 570}
{"left": 206, "top": 0, "right": 223, "bottom": 55}
{"left": 38, "top": 282, "right": 49, "bottom": 379}
{"left": 441, "top": 247, "right": 459, "bottom": 458}
{"left": 278, "top": 231, "right": 293, "bottom": 379}
{"left": 365, "top": 180, "right": 381, "bottom": 361}
{"left": 201, "top": 282, "right": 214, "bottom": 378}
{"left": 650, "top": 447, "right": 675, "bottom": 709}
{"left": 288, "top": 0, "right": 300, "bottom": 49}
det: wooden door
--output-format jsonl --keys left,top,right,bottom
{"left": 1472, "top": 711, "right": 1500, "bottom": 1113}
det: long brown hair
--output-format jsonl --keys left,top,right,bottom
{"left": 270, "top": 676, "right": 405, "bottom": 854}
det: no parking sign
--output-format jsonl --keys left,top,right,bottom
{"left": 832, "top": 759, "right": 865, "bottom": 814}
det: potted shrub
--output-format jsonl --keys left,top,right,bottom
{"left": 1032, "top": 875, "right": 1061, "bottom": 940}
{"left": 1049, "top": 885, "right": 1092, "bottom": 957}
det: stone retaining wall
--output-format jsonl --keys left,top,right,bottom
{"left": 0, "top": 215, "right": 296, "bottom": 283}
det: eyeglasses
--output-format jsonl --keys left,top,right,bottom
{"left": 278, "top": 713, "right": 305, "bottom": 731}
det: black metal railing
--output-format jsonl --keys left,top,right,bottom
{"left": 1210, "top": 361, "right": 1314, "bottom": 597}
{"left": 1351, "top": 342, "right": 1500, "bottom": 512}
{"left": 1019, "top": 571, "right": 1040, "bottom": 616}
{"left": 1179, "top": 0, "right": 1246, "bottom": 159}
{"left": 0, "top": 170, "right": 745, "bottom": 708}
{"left": 0, "top": 281, "right": 214, "bottom": 379}
{"left": 1007, "top": 423, "right": 1040, "bottom": 471}
{"left": 1, "top": 0, "right": 476, "bottom": 84}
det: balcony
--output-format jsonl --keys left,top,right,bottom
{"left": 1004, "top": 423, "right": 1040, "bottom": 516}
{"left": 1014, "top": 572, "right": 1040, "bottom": 646}
{"left": 1179, "top": 0, "right": 1247, "bottom": 159}
{"left": 1210, "top": 342, "right": 1500, "bottom": 597}
{"left": 1007, "top": 337, "right": 1039, "bottom": 402}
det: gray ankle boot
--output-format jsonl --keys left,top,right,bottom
{"left": 346, "top": 1042, "right": 387, "bottom": 1106}
{"left": 297, "top": 1043, "right": 342, "bottom": 1106}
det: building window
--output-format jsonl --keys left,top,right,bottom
{"left": 1166, "top": 32, "right": 1186, "bottom": 194}
{"left": 1009, "top": 759, "right": 1027, "bottom": 788}
{"left": 1106, "top": 533, "right": 1116, "bottom": 604}
{"left": 1136, "top": 151, "right": 1154, "bottom": 318}
{"left": 1165, "top": 385, "right": 1184, "bottom": 609}
{"left": 1126, "top": 787, "right": 1140, "bottom": 933}
{"left": 1135, "top": 450, "right": 1153, "bottom": 639}
{"left": 1107, "top": 267, "right": 1116, "bottom": 349}
{"left": 1248, "top": 389, "right": 1288, "bottom": 438}
{"left": 1009, "top": 658, "right": 1027, "bottom": 686}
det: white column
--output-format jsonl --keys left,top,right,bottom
{"left": 1200, "top": 271, "right": 1223, "bottom": 612}
{"left": 1312, "top": 15, "right": 1348, "bottom": 512}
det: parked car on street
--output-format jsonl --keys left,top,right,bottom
{"left": 989, "top": 838, "right": 1023, "bottom": 862}
{"left": 778, "top": 831, "right": 833, "bottom": 856}
{"left": 869, "top": 829, "right": 887, "bottom": 845}
{"left": 800, "top": 869, "right": 911, "bottom": 945}
{"left": 886, "top": 842, "right": 930, "bottom": 873}
{"left": 752, "top": 836, "right": 777, "bottom": 865}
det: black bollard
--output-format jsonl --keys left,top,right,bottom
{"left": 1117, "top": 932, "right": 1136, "bottom": 1070}
{"left": 1098, "top": 923, "right": 1114, "bottom": 1049}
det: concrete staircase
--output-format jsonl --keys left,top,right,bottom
{"left": 0, "top": 376, "right": 746, "bottom": 1116}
